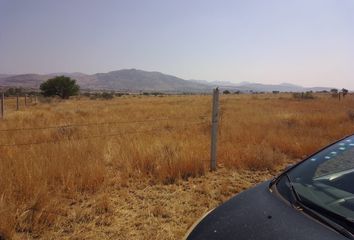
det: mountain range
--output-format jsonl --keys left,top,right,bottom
{"left": 0, "top": 69, "right": 332, "bottom": 93}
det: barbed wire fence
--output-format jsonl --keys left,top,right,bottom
{"left": 0, "top": 93, "right": 38, "bottom": 119}
{"left": 0, "top": 89, "right": 220, "bottom": 170}
{"left": 0, "top": 119, "right": 208, "bottom": 147}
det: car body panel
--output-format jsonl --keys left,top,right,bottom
{"left": 186, "top": 181, "right": 347, "bottom": 240}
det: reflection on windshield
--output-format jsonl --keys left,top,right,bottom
{"left": 288, "top": 136, "right": 354, "bottom": 220}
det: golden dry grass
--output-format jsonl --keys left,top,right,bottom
{"left": 1, "top": 93, "right": 354, "bottom": 239}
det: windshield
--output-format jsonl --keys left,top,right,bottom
{"left": 287, "top": 135, "right": 354, "bottom": 221}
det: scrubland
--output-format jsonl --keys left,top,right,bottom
{"left": 1, "top": 93, "right": 354, "bottom": 239}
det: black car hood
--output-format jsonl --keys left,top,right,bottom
{"left": 186, "top": 181, "right": 347, "bottom": 240}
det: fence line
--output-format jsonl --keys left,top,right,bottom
{"left": 0, "top": 88, "right": 220, "bottom": 171}
{"left": 0, "top": 116, "right": 208, "bottom": 133}
{"left": 0, "top": 121, "right": 207, "bottom": 148}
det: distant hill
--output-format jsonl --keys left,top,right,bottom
{"left": 91, "top": 69, "right": 209, "bottom": 91}
{"left": 0, "top": 74, "right": 14, "bottom": 78}
{"left": 0, "top": 69, "right": 332, "bottom": 92}
{"left": 0, "top": 74, "right": 49, "bottom": 88}
{"left": 191, "top": 79, "right": 332, "bottom": 92}
{"left": 0, "top": 69, "right": 210, "bottom": 92}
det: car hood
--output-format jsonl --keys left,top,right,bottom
{"left": 186, "top": 181, "right": 347, "bottom": 240}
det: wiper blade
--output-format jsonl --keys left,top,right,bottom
{"left": 284, "top": 174, "right": 354, "bottom": 239}
{"left": 284, "top": 173, "right": 302, "bottom": 208}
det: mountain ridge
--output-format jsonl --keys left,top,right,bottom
{"left": 0, "top": 69, "right": 333, "bottom": 92}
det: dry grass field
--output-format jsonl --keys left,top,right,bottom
{"left": 1, "top": 93, "right": 354, "bottom": 239}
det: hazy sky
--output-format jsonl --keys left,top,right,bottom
{"left": 1, "top": 0, "right": 353, "bottom": 88}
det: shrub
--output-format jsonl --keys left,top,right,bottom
{"left": 292, "top": 92, "right": 314, "bottom": 100}
{"left": 101, "top": 92, "right": 114, "bottom": 100}
{"left": 115, "top": 93, "right": 125, "bottom": 97}
{"left": 151, "top": 92, "right": 163, "bottom": 96}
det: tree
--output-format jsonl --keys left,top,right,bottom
{"left": 330, "top": 88, "right": 339, "bottom": 98}
{"left": 223, "top": 90, "right": 231, "bottom": 94}
{"left": 330, "top": 88, "right": 338, "bottom": 94}
{"left": 40, "top": 76, "right": 79, "bottom": 99}
{"left": 342, "top": 88, "right": 349, "bottom": 98}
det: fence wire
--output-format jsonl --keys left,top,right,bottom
{"left": 0, "top": 116, "right": 208, "bottom": 132}
{"left": 0, "top": 121, "right": 208, "bottom": 148}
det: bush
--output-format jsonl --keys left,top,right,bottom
{"left": 101, "top": 92, "right": 114, "bottom": 100}
{"left": 115, "top": 93, "right": 125, "bottom": 97}
{"left": 151, "top": 92, "right": 163, "bottom": 96}
{"left": 292, "top": 92, "right": 314, "bottom": 100}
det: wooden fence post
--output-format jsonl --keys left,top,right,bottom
{"left": 25, "top": 94, "right": 27, "bottom": 106}
{"left": 1, "top": 93, "right": 4, "bottom": 119}
{"left": 16, "top": 94, "right": 19, "bottom": 110}
{"left": 210, "top": 88, "right": 219, "bottom": 171}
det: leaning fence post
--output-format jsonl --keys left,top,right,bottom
{"left": 16, "top": 94, "right": 19, "bottom": 110}
{"left": 210, "top": 87, "right": 219, "bottom": 171}
{"left": 1, "top": 93, "right": 4, "bottom": 119}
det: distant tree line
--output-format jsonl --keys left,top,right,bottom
{"left": 4, "top": 76, "right": 351, "bottom": 101}
{"left": 3, "top": 87, "right": 24, "bottom": 97}
{"left": 2, "top": 87, "right": 39, "bottom": 97}
{"left": 222, "top": 90, "right": 240, "bottom": 94}
{"left": 84, "top": 92, "right": 124, "bottom": 100}
{"left": 330, "top": 88, "right": 348, "bottom": 100}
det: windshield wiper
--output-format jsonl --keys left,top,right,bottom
{"left": 284, "top": 173, "right": 354, "bottom": 239}
{"left": 284, "top": 174, "right": 301, "bottom": 208}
